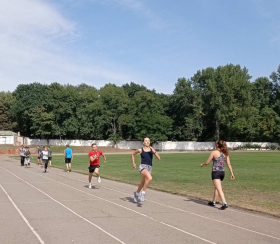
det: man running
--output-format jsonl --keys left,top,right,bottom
{"left": 132, "top": 136, "right": 160, "bottom": 202}
{"left": 64, "top": 144, "right": 73, "bottom": 172}
{"left": 47, "top": 146, "right": 52, "bottom": 168}
{"left": 20, "top": 145, "right": 26, "bottom": 166}
{"left": 88, "top": 143, "right": 107, "bottom": 189}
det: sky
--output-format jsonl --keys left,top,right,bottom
{"left": 0, "top": 0, "right": 280, "bottom": 94}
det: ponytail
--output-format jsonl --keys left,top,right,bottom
{"left": 216, "top": 140, "right": 229, "bottom": 157}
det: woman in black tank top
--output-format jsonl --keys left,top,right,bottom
{"left": 132, "top": 137, "right": 161, "bottom": 203}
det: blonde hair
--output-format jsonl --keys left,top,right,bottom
{"left": 216, "top": 140, "right": 229, "bottom": 157}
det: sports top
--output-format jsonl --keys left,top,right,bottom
{"left": 212, "top": 152, "right": 226, "bottom": 172}
{"left": 20, "top": 148, "right": 26, "bottom": 156}
{"left": 140, "top": 148, "right": 153, "bottom": 166}
{"left": 42, "top": 150, "right": 49, "bottom": 160}
{"left": 89, "top": 150, "right": 103, "bottom": 166}
{"left": 65, "top": 148, "right": 72, "bottom": 158}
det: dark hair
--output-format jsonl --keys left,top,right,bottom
{"left": 216, "top": 140, "right": 229, "bottom": 157}
{"left": 142, "top": 136, "right": 150, "bottom": 142}
{"left": 66, "top": 144, "right": 69, "bottom": 147}
{"left": 91, "top": 143, "right": 97, "bottom": 147}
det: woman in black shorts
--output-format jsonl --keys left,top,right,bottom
{"left": 200, "top": 141, "right": 235, "bottom": 210}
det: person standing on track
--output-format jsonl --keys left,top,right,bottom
{"left": 37, "top": 146, "right": 43, "bottom": 165}
{"left": 24, "top": 146, "right": 31, "bottom": 168}
{"left": 200, "top": 140, "right": 235, "bottom": 210}
{"left": 64, "top": 144, "right": 73, "bottom": 172}
{"left": 47, "top": 146, "right": 52, "bottom": 168}
{"left": 132, "top": 136, "right": 160, "bottom": 203}
{"left": 42, "top": 146, "right": 50, "bottom": 173}
{"left": 20, "top": 145, "right": 26, "bottom": 166}
{"left": 88, "top": 143, "right": 107, "bottom": 189}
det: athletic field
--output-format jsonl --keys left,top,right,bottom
{"left": 1, "top": 153, "right": 280, "bottom": 243}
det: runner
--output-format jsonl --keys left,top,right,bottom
{"left": 42, "top": 146, "right": 50, "bottom": 173}
{"left": 47, "top": 146, "right": 52, "bottom": 168}
{"left": 24, "top": 146, "right": 31, "bottom": 168}
{"left": 200, "top": 140, "right": 235, "bottom": 210}
{"left": 64, "top": 144, "right": 73, "bottom": 172}
{"left": 37, "top": 146, "right": 43, "bottom": 165}
{"left": 132, "top": 137, "right": 160, "bottom": 202}
{"left": 88, "top": 143, "right": 107, "bottom": 189}
{"left": 20, "top": 145, "right": 26, "bottom": 166}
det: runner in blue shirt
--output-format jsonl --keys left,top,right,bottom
{"left": 64, "top": 144, "right": 73, "bottom": 172}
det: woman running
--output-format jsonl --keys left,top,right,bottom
{"left": 132, "top": 137, "right": 160, "bottom": 203}
{"left": 200, "top": 140, "right": 235, "bottom": 210}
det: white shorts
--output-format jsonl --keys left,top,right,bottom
{"left": 24, "top": 158, "right": 30, "bottom": 165}
{"left": 139, "top": 164, "right": 152, "bottom": 174}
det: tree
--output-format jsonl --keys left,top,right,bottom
{"left": 0, "top": 92, "right": 14, "bottom": 130}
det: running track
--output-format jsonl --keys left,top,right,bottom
{"left": 0, "top": 155, "right": 280, "bottom": 244}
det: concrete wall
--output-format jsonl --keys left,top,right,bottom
{"left": 0, "top": 136, "right": 14, "bottom": 145}
{"left": 23, "top": 138, "right": 278, "bottom": 150}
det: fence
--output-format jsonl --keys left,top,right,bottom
{"left": 23, "top": 138, "right": 278, "bottom": 151}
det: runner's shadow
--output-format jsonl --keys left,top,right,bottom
{"left": 184, "top": 198, "right": 209, "bottom": 206}
{"left": 83, "top": 185, "right": 99, "bottom": 189}
{"left": 120, "top": 197, "right": 142, "bottom": 207}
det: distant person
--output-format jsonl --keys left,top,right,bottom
{"left": 88, "top": 143, "right": 107, "bottom": 188}
{"left": 42, "top": 146, "right": 50, "bottom": 173}
{"left": 64, "top": 144, "right": 73, "bottom": 172}
{"left": 24, "top": 146, "right": 31, "bottom": 168}
{"left": 37, "top": 146, "right": 43, "bottom": 165}
{"left": 132, "top": 137, "right": 160, "bottom": 202}
{"left": 47, "top": 146, "right": 52, "bottom": 168}
{"left": 20, "top": 145, "right": 26, "bottom": 166}
{"left": 200, "top": 140, "right": 235, "bottom": 210}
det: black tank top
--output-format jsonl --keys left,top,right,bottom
{"left": 140, "top": 148, "right": 153, "bottom": 166}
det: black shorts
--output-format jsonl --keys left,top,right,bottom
{"left": 42, "top": 159, "right": 48, "bottom": 164}
{"left": 212, "top": 171, "right": 225, "bottom": 181}
{"left": 48, "top": 157, "right": 52, "bottom": 160}
{"left": 65, "top": 158, "right": 72, "bottom": 164}
{"left": 37, "top": 156, "right": 41, "bottom": 159}
{"left": 88, "top": 165, "right": 100, "bottom": 173}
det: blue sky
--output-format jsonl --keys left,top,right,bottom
{"left": 1, "top": 0, "right": 279, "bottom": 94}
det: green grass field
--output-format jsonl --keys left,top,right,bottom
{"left": 29, "top": 151, "right": 280, "bottom": 217}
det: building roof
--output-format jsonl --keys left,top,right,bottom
{"left": 0, "top": 131, "right": 17, "bottom": 136}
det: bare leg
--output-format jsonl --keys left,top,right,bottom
{"left": 141, "top": 169, "right": 152, "bottom": 191}
{"left": 66, "top": 163, "right": 69, "bottom": 170}
{"left": 69, "top": 163, "right": 71, "bottom": 169}
{"left": 94, "top": 168, "right": 100, "bottom": 177}
{"left": 212, "top": 187, "right": 219, "bottom": 202}
{"left": 213, "top": 179, "right": 226, "bottom": 203}
{"left": 137, "top": 176, "right": 145, "bottom": 193}
{"left": 49, "top": 160, "right": 52, "bottom": 167}
{"left": 89, "top": 173, "right": 93, "bottom": 183}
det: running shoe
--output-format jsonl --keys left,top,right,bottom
{"left": 67, "top": 170, "right": 69, "bottom": 173}
{"left": 220, "top": 203, "right": 228, "bottom": 210}
{"left": 88, "top": 183, "right": 92, "bottom": 189}
{"left": 140, "top": 191, "right": 145, "bottom": 202}
{"left": 69, "top": 169, "right": 71, "bottom": 172}
{"left": 97, "top": 176, "right": 101, "bottom": 183}
{"left": 208, "top": 201, "right": 215, "bottom": 206}
{"left": 133, "top": 191, "right": 139, "bottom": 203}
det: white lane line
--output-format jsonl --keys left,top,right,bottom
{"left": 8, "top": 166, "right": 217, "bottom": 244}
{"left": 0, "top": 167, "right": 125, "bottom": 244}
{"left": 0, "top": 184, "right": 45, "bottom": 244}
{"left": 47, "top": 170, "right": 280, "bottom": 241}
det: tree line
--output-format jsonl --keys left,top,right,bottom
{"left": 1, "top": 64, "right": 280, "bottom": 143}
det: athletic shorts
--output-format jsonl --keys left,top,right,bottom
{"left": 37, "top": 156, "right": 41, "bottom": 159}
{"left": 65, "top": 158, "right": 71, "bottom": 164}
{"left": 48, "top": 157, "right": 52, "bottom": 160}
{"left": 139, "top": 164, "right": 152, "bottom": 174}
{"left": 24, "top": 158, "right": 30, "bottom": 165}
{"left": 42, "top": 159, "right": 48, "bottom": 164}
{"left": 212, "top": 171, "right": 225, "bottom": 181}
{"left": 88, "top": 165, "right": 100, "bottom": 173}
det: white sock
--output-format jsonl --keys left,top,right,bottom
{"left": 213, "top": 201, "right": 216, "bottom": 204}
{"left": 223, "top": 202, "right": 227, "bottom": 205}
{"left": 142, "top": 191, "right": 145, "bottom": 194}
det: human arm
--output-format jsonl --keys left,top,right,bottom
{"left": 150, "top": 146, "right": 160, "bottom": 160}
{"left": 132, "top": 149, "right": 141, "bottom": 169}
{"left": 63, "top": 150, "right": 66, "bottom": 158}
{"left": 101, "top": 153, "right": 107, "bottom": 164}
{"left": 226, "top": 156, "right": 235, "bottom": 180}
{"left": 200, "top": 151, "right": 214, "bottom": 167}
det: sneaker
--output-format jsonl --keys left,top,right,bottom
{"left": 69, "top": 169, "right": 71, "bottom": 172}
{"left": 133, "top": 191, "right": 139, "bottom": 203}
{"left": 140, "top": 191, "right": 145, "bottom": 202}
{"left": 67, "top": 170, "right": 69, "bottom": 173}
{"left": 97, "top": 176, "right": 101, "bottom": 183}
{"left": 208, "top": 201, "right": 216, "bottom": 206}
{"left": 88, "top": 183, "right": 92, "bottom": 189}
{"left": 220, "top": 203, "right": 228, "bottom": 210}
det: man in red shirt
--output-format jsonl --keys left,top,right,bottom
{"left": 88, "top": 143, "right": 107, "bottom": 189}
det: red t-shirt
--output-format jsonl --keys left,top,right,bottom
{"left": 89, "top": 150, "right": 103, "bottom": 165}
